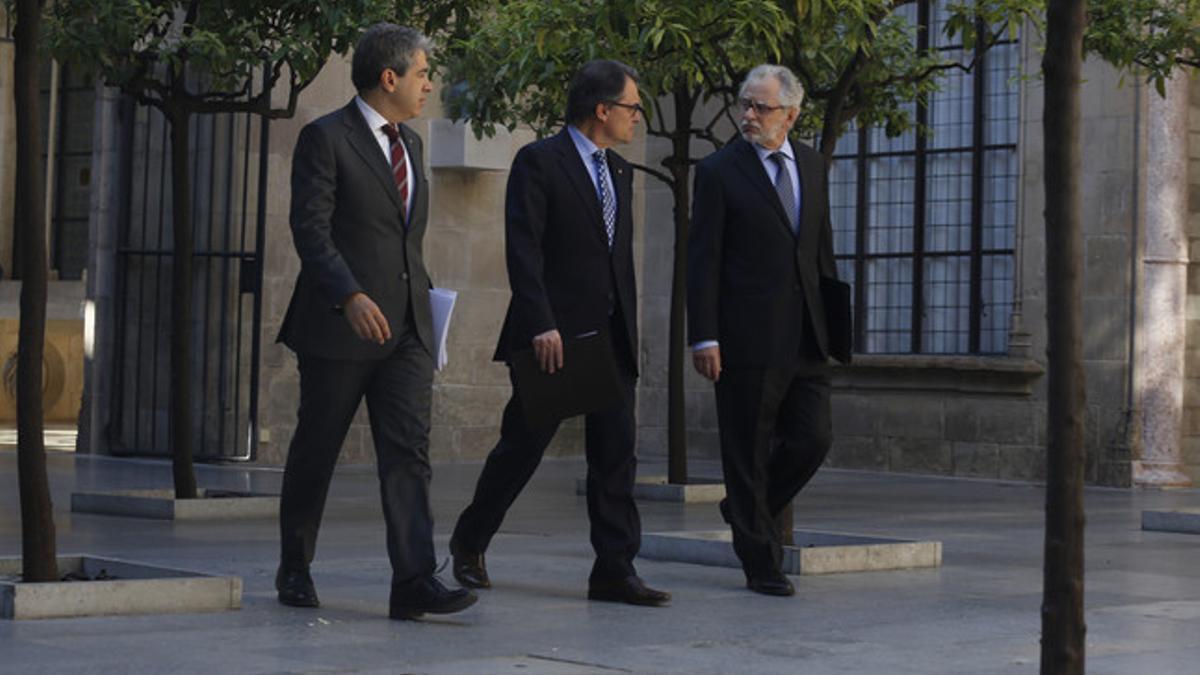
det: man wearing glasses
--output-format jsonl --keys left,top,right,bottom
{"left": 449, "top": 60, "right": 670, "bottom": 607}
{"left": 688, "top": 64, "right": 846, "bottom": 597}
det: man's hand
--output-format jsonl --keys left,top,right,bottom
{"left": 532, "top": 329, "right": 563, "bottom": 374}
{"left": 692, "top": 345, "right": 721, "bottom": 382}
{"left": 343, "top": 292, "right": 391, "bottom": 345}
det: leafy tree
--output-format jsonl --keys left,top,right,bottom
{"left": 1039, "top": 0, "right": 1199, "bottom": 671}
{"left": 46, "top": 0, "right": 391, "bottom": 498}
{"left": 11, "top": 0, "right": 58, "bottom": 582}
{"left": 1040, "top": 1, "right": 1087, "bottom": 671}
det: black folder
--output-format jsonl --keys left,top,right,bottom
{"left": 511, "top": 331, "right": 624, "bottom": 429}
{"left": 820, "top": 276, "right": 853, "bottom": 364}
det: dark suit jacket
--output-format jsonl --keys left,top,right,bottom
{"left": 687, "top": 137, "right": 839, "bottom": 367}
{"left": 493, "top": 129, "right": 638, "bottom": 375}
{"left": 278, "top": 100, "right": 434, "bottom": 360}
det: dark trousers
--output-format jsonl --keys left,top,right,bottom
{"left": 451, "top": 336, "right": 641, "bottom": 585}
{"left": 278, "top": 320, "right": 435, "bottom": 586}
{"left": 715, "top": 358, "right": 832, "bottom": 578}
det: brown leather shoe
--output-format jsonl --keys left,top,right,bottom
{"left": 452, "top": 551, "right": 491, "bottom": 589}
{"left": 587, "top": 576, "right": 671, "bottom": 607}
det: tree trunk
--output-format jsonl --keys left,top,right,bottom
{"left": 14, "top": 0, "right": 58, "bottom": 583}
{"left": 168, "top": 106, "right": 198, "bottom": 499}
{"left": 667, "top": 87, "right": 696, "bottom": 485}
{"left": 1040, "top": 1, "right": 1088, "bottom": 673}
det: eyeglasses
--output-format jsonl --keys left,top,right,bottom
{"left": 607, "top": 101, "right": 646, "bottom": 116}
{"left": 738, "top": 98, "right": 786, "bottom": 115}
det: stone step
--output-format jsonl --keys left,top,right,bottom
{"left": 639, "top": 529, "right": 942, "bottom": 575}
{"left": 1142, "top": 509, "right": 1200, "bottom": 534}
{"left": 575, "top": 475, "right": 725, "bottom": 503}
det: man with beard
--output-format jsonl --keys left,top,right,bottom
{"left": 687, "top": 64, "right": 846, "bottom": 597}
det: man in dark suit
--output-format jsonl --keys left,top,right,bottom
{"left": 275, "top": 23, "right": 476, "bottom": 620}
{"left": 688, "top": 64, "right": 846, "bottom": 597}
{"left": 449, "top": 60, "right": 670, "bottom": 607}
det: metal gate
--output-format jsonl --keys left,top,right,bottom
{"left": 108, "top": 96, "right": 270, "bottom": 461}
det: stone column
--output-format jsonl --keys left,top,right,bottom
{"left": 77, "top": 85, "right": 123, "bottom": 455}
{"left": 1135, "top": 75, "right": 1193, "bottom": 487}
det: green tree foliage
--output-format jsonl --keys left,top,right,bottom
{"left": 1086, "top": 0, "right": 1200, "bottom": 95}
{"left": 45, "top": 0, "right": 390, "bottom": 497}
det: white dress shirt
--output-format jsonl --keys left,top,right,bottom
{"left": 567, "top": 125, "right": 618, "bottom": 214}
{"left": 355, "top": 96, "right": 414, "bottom": 217}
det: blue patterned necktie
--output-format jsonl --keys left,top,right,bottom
{"left": 593, "top": 149, "right": 616, "bottom": 249}
{"left": 771, "top": 151, "right": 799, "bottom": 235}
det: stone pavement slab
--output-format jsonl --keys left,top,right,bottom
{"left": 1, "top": 451, "right": 1198, "bottom": 674}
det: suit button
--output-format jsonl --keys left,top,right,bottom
{"left": 401, "top": 272, "right": 410, "bottom": 281}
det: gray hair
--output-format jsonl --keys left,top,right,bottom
{"left": 739, "top": 64, "right": 804, "bottom": 110}
{"left": 351, "top": 23, "right": 432, "bottom": 92}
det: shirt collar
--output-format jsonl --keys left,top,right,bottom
{"left": 753, "top": 138, "right": 794, "bottom": 164}
{"left": 567, "top": 125, "right": 603, "bottom": 159}
{"left": 355, "top": 95, "right": 390, "bottom": 135}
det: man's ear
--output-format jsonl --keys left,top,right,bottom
{"left": 379, "top": 68, "right": 396, "bottom": 92}
{"left": 593, "top": 102, "right": 609, "bottom": 123}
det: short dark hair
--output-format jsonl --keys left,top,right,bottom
{"left": 565, "top": 60, "right": 639, "bottom": 125}
{"left": 351, "top": 23, "right": 432, "bottom": 92}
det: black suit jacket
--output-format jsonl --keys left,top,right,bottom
{"left": 493, "top": 129, "right": 638, "bottom": 375}
{"left": 278, "top": 100, "right": 434, "bottom": 360}
{"left": 687, "top": 137, "right": 840, "bottom": 367}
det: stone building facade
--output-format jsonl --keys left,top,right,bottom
{"left": 2, "top": 8, "right": 1197, "bottom": 487}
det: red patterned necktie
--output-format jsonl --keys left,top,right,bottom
{"left": 381, "top": 124, "right": 409, "bottom": 219}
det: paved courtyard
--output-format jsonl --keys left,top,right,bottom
{"left": 2, "top": 450, "right": 1198, "bottom": 674}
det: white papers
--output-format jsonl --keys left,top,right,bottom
{"left": 429, "top": 287, "right": 457, "bottom": 371}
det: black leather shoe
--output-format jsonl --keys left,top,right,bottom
{"left": 587, "top": 576, "right": 671, "bottom": 607}
{"left": 746, "top": 571, "right": 795, "bottom": 597}
{"left": 452, "top": 551, "right": 490, "bottom": 589}
{"left": 389, "top": 576, "right": 478, "bottom": 620}
{"left": 276, "top": 567, "right": 319, "bottom": 608}
{"left": 718, "top": 498, "right": 732, "bottom": 524}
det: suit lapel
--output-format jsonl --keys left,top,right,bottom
{"left": 732, "top": 138, "right": 794, "bottom": 238}
{"left": 792, "top": 139, "right": 821, "bottom": 252}
{"left": 399, "top": 122, "right": 423, "bottom": 229}
{"left": 611, "top": 152, "right": 631, "bottom": 246}
{"left": 553, "top": 130, "right": 607, "bottom": 242}
{"left": 342, "top": 101, "right": 405, "bottom": 215}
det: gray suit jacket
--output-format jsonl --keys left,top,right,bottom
{"left": 278, "top": 100, "right": 433, "bottom": 360}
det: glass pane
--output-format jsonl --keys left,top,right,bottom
{"left": 830, "top": 158, "right": 857, "bottom": 256}
{"left": 831, "top": 120, "right": 859, "bottom": 157}
{"left": 925, "top": 152, "right": 972, "bottom": 252}
{"left": 867, "top": 155, "right": 915, "bottom": 254}
{"left": 982, "top": 149, "right": 1017, "bottom": 250}
{"left": 864, "top": 257, "right": 912, "bottom": 353}
{"left": 921, "top": 255, "right": 970, "bottom": 353}
{"left": 869, "top": 102, "right": 917, "bottom": 154}
{"left": 927, "top": 48, "right": 973, "bottom": 150}
{"left": 980, "top": 254, "right": 1014, "bottom": 353}
{"left": 931, "top": 1, "right": 964, "bottom": 50}
{"left": 984, "top": 41, "right": 1020, "bottom": 146}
